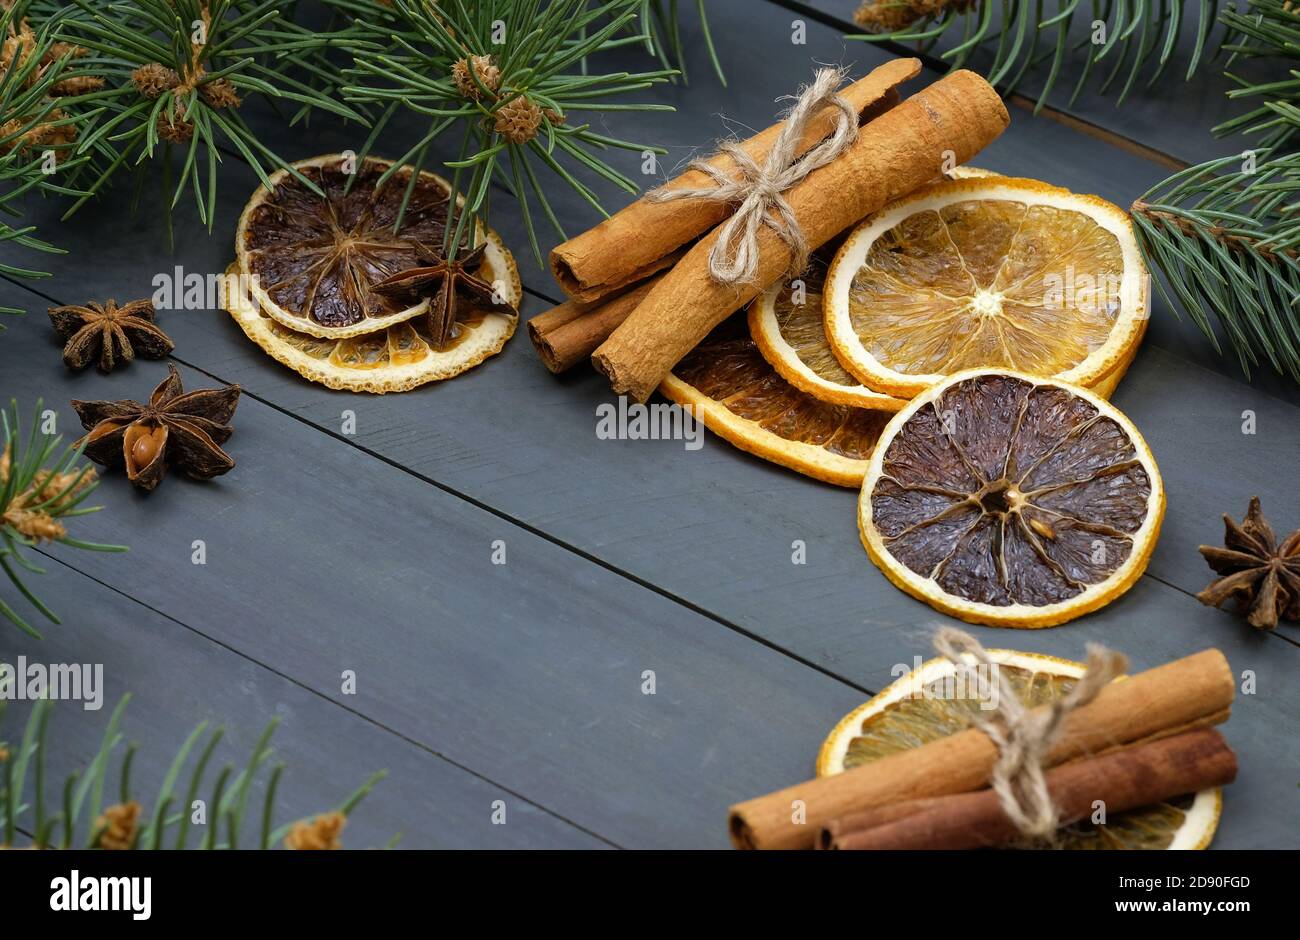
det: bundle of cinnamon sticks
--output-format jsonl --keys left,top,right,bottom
{"left": 729, "top": 649, "right": 1237, "bottom": 850}
{"left": 529, "top": 58, "right": 1010, "bottom": 396}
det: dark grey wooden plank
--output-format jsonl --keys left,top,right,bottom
{"left": 3, "top": 0, "right": 1298, "bottom": 849}
{"left": 0, "top": 557, "right": 604, "bottom": 849}
{"left": 0, "top": 299, "right": 872, "bottom": 849}
{"left": 5, "top": 261, "right": 1299, "bottom": 847}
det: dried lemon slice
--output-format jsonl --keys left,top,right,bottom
{"left": 755, "top": 255, "right": 1134, "bottom": 406}
{"left": 749, "top": 258, "right": 906, "bottom": 410}
{"left": 859, "top": 370, "right": 1164, "bottom": 627}
{"left": 660, "top": 315, "right": 894, "bottom": 487}
{"left": 817, "top": 650, "right": 1221, "bottom": 849}
{"left": 222, "top": 237, "right": 519, "bottom": 394}
{"left": 824, "top": 178, "right": 1149, "bottom": 399}
{"left": 236, "top": 154, "right": 506, "bottom": 340}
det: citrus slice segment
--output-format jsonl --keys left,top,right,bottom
{"left": 236, "top": 154, "right": 510, "bottom": 340}
{"left": 858, "top": 370, "right": 1164, "bottom": 627}
{"left": 824, "top": 178, "right": 1149, "bottom": 399}
{"left": 660, "top": 315, "right": 894, "bottom": 487}
{"left": 222, "top": 244, "right": 519, "bottom": 394}
{"left": 816, "top": 650, "right": 1221, "bottom": 849}
{"left": 749, "top": 258, "right": 906, "bottom": 410}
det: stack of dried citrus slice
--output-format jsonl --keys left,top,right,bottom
{"left": 817, "top": 650, "right": 1222, "bottom": 848}
{"left": 664, "top": 175, "right": 1148, "bottom": 490}
{"left": 666, "top": 174, "right": 1161, "bottom": 625}
{"left": 225, "top": 155, "right": 521, "bottom": 394}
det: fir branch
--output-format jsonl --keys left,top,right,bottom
{"left": 1132, "top": 147, "right": 1300, "bottom": 382}
{"left": 847, "top": 0, "right": 1227, "bottom": 111}
{"left": 333, "top": 0, "right": 675, "bottom": 262}
{"left": 0, "top": 400, "right": 127, "bottom": 639}
{"left": 0, "top": 695, "right": 387, "bottom": 849}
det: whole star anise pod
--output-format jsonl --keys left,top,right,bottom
{"left": 371, "top": 239, "right": 517, "bottom": 349}
{"left": 71, "top": 365, "right": 241, "bottom": 493}
{"left": 48, "top": 299, "right": 173, "bottom": 373}
{"left": 1197, "top": 497, "right": 1300, "bottom": 630}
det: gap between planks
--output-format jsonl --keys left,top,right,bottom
{"left": 25, "top": 547, "right": 623, "bottom": 849}
{"left": 6, "top": 267, "right": 1298, "bottom": 658}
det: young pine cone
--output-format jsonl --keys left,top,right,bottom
{"left": 132, "top": 63, "right": 181, "bottom": 99}
{"left": 494, "top": 95, "right": 543, "bottom": 144}
{"left": 854, "top": 0, "right": 974, "bottom": 32}
{"left": 452, "top": 54, "right": 500, "bottom": 101}
{"left": 284, "top": 812, "right": 346, "bottom": 850}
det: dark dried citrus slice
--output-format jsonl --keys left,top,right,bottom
{"left": 859, "top": 370, "right": 1164, "bottom": 627}
{"left": 236, "top": 154, "right": 508, "bottom": 339}
{"left": 222, "top": 251, "right": 519, "bottom": 394}
{"left": 659, "top": 315, "right": 894, "bottom": 487}
{"left": 817, "top": 650, "right": 1221, "bottom": 848}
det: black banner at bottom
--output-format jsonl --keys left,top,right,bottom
{"left": 1, "top": 848, "right": 1286, "bottom": 924}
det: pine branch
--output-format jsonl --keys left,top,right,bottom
{"left": 1129, "top": 2, "right": 1300, "bottom": 383}
{"left": 0, "top": 695, "right": 387, "bottom": 849}
{"left": 848, "top": 0, "right": 1227, "bottom": 112}
{"left": 1133, "top": 148, "right": 1300, "bottom": 382}
{"left": 636, "top": 0, "right": 727, "bottom": 87}
{"left": 1, "top": 0, "right": 101, "bottom": 318}
{"left": 333, "top": 0, "right": 675, "bottom": 263}
{"left": 0, "top": 399, "right": 128, "bottom": 639}
{"left": 49, "top": 0, "right": 365, "bottom": 231}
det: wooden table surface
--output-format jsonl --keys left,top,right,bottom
{"left": 2, "top": 0, "right": 1297, "bottom": 850}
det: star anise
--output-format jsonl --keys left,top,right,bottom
{"left": 371, "top": 239, "right": 517, "bottom": 349}
{"left": 1197, "top": 497, "right": 1300, "bottom": 630}
{"left": 71, "top": 365, "right": 241, "bottom": 493}
{"left": 48, "top": 298, "right": 174, "bottom": 373}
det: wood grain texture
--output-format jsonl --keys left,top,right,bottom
{"left": 0, "top": 557, "right": 605, "bottom": 849}
{"left": 1, "top": 0, "right": 1297, "bottom": 850}
{"left": 0, "top": 303, "right": 870, "bottom": 849}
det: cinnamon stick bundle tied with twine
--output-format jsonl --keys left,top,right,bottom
{"left": 594, "top": 66, "right": 1010, "bottom": 403}
{"left": 548, "top": 58, "right": 921, "bottom": 304}
{"left": 645, "top": 66, "right": 861, "bottom": 287}
{"left": 728, "top": 634, "right": 1235, "bottom": 850}
{"left": 818, "top": 729, "right": 1237, "bottom": 850}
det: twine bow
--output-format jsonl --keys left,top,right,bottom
{"left": 647, "top": 67, "right": 859, "bottom": 286}
{"left": 933, "top": 627, "right": 1128, "bottom": 841}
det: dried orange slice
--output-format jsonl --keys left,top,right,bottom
{"left": 659, "top": 315, "right": 894, "bottom": 487}
{"left": 824, "top": 178, "right": 1148, "bottom": 399}
{"left": 859, "top": 370, "right": 1164, "bottom": 627}
{"left": 817, "top": 650, "right": 1221, "bottom": 849}
{"left": 236, "top": 154, "right": 513, "bottom": 340}
{"left": 748, "top": 258, "right": 906, "bottom": 411}
{"left": 222, "top": 251, "right": 519, "bottom": 394}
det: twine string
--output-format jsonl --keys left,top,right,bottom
{"left": 646, "top": 66, "right": 859, "bottom": 285}
{"left": 932, "top": 627, "right": 1128, "bottom": 841}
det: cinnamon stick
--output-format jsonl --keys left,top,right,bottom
{"left": 594, "top": 68, "right": 1010, "bottom": 402}
{"left": 549, "top": 58, "right": 922, "bottom": 303}
{"left": 528, "top": 278, "right": 660, "bottom": 374}
{"left": 819, "top": 729, "right": 1237, "bottom": 850}
{"left": 728, "top": 648, "right": 1234, "bottom": 850}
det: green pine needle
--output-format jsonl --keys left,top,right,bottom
{"left": 847, "top": 0, "right": 1225, "bottom": 111}
{"left": 333, "top": 0, "right": 675, "bottom": 262}
{"left": 0, "top": 400, "right": 128, "bottom": 638}
{"left": 0, "top": 696, "right": 386, "bottom": 849}
{"left": 1133, "top": 148, "right": 1300, "bottom": 382}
